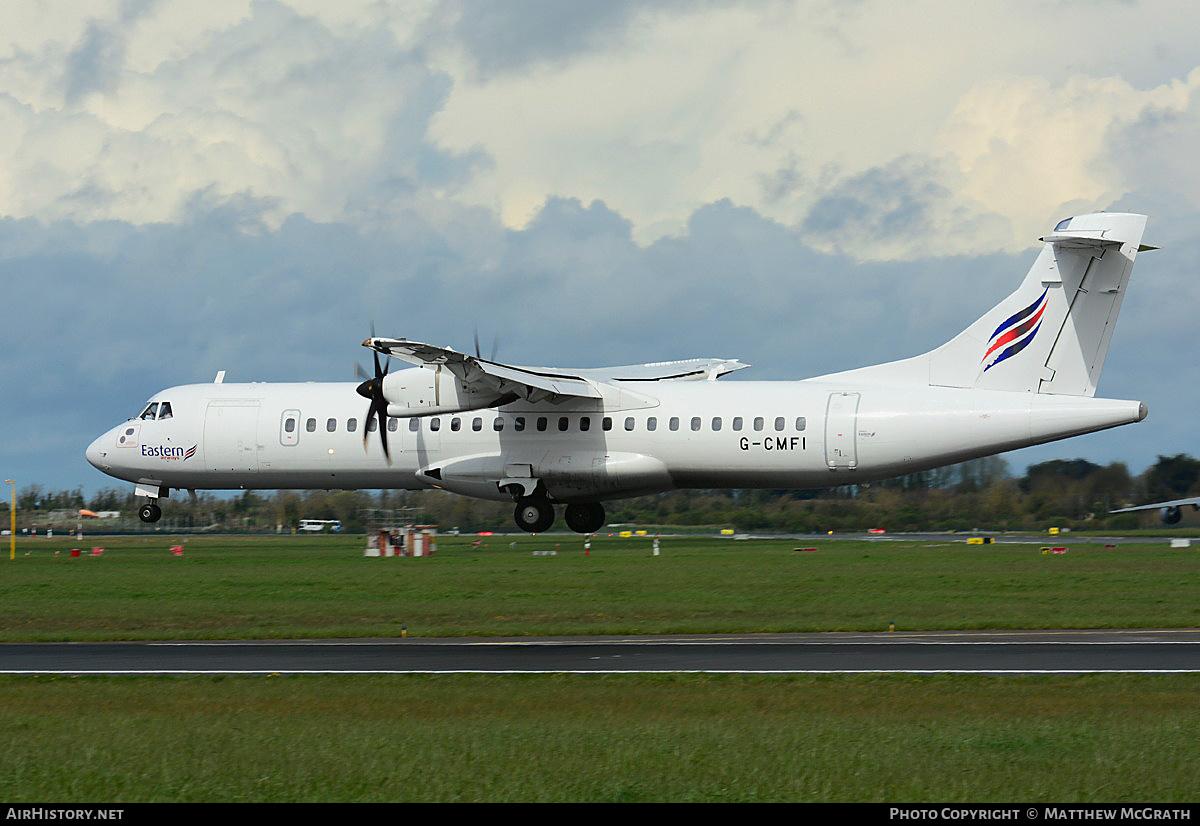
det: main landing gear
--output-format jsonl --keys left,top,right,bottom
{"left": 513, "top": 496, "right": 555, "bottom": 533}
{"left": 138, "top": 501, "right": 162, "bottom": 523}
{"left": 511, "top": 495, "right": 607, "bottom": 534}
{"left": 564, "top": 502, "right": 605, "bottom": 534}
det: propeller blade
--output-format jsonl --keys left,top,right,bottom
{"left": 358, "top": 324, "right": 393, "bottom": 464}
{"left": 377, "top": 406, "right": 390, "bottom": 462}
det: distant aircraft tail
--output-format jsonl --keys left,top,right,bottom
{"left": 821, "top": 213, "right": 1152, "bottom": 396}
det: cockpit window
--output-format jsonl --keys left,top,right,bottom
{"left": 158, "top": 402, "right": 173, "bottom": 420}
{"left": 140, "top": 403, "right": 159, "bottom": 420}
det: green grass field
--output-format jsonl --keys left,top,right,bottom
{"left": 1, "top": 533, "right": 1197, "bottom": 640}
{"left": 1, "top": 674, "right": 1197, "bottom": 802}
{"left": 2, "top": 533, "right": 1198, "bottom": 802}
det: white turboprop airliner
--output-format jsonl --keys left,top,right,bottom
{"left": 1111, "top": 497, "right": 1200, "bottom": 524}
{"left": 87, "top": 212, "right": 1155, "bottom": 534}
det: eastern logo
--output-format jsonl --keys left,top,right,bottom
{"left": 141, "top": 444, "right": 197, "bottom": 461}
{"left": 982, "top": 289, "right": 1047, "bottom": 372}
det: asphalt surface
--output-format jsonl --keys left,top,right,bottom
{"left": 3, "top": 629, "right": 1199, "bottom": 674}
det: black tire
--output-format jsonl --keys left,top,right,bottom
{"left": 564, "top": 502, "right": 605, "bottom": 534}
{"left": 513, "top": 497, "right": 555, "bottom": 533}
{"left": 138, "top": 502, "right": 162, "bottom": 523}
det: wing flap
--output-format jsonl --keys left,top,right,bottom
{"left": 365, "top": 338, "right": 602, "bottom": 400}
{"left": 364, "top": 338, "right": 748, "bottom": 402}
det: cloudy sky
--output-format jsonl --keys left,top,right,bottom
{"left": 3, "top": 0, "right": 1200, "bottom": 494}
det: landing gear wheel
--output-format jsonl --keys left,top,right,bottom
{"left": 564, "top": 502, "right": 605, "bottom": 534}
{"left": 138, "top": 502, "right": 162, "bottom": 523}
{"left": 513, "top": 497, "right": 555, "bottom": 533}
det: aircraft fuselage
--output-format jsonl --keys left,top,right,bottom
{"left": 86, "top": 378, "right": 1145, "bottom": 504}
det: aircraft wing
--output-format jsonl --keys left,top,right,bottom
{"left": 1110, "top": 497, "right": 1200, "bottom": 514}
{"left": 363, "top": 338, "right": 749, "bottom": 403}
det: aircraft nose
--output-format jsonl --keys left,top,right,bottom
{"left": 85, "top": 434, "right": 109, "bottom": 471}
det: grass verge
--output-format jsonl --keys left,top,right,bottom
{"left": 1, "top": 534, "right": 1198, "bottom": 640}
{"left": 1, "top": 673, "right": 1197, "bottom": 802}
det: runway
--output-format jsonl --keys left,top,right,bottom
{"left": 2, "top": 629, "right": 1199, "bottom": 674}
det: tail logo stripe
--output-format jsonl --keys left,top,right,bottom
{"left": 988, "top": 288, "right": 1047, "bottom": 342}
{"left": 982, "top": 289, "right": 1048, "bottom": 372}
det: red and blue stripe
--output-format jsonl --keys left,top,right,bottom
{"left": 982, "top": 289, "right": 1047, "bottom": 372}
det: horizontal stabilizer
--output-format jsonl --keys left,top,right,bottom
{"left": 1038, "top": 231, "right": 1121, "bottom": 248}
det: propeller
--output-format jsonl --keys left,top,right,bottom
{"left": 474, "top": 325, "right": 500, "bottom": 361}
{"left": 355, "top": 342, "right": 392, "bottom": 464}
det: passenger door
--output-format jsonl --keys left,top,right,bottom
{"left": 824, "top": 392, "right": 860, "bottom": 470}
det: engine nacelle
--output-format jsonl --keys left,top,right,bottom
{"left": 381, "top": 367, "right": 508, "bottom": 418}
{"left": 1161, "top": 505, "right": 1183, "bottom": 525}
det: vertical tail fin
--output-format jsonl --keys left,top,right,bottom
{"left": 930, "top": 212, "right": 1148, "bottom": 395}
{"left": 820, "top": 213, "right": 1151, "bottom": 396}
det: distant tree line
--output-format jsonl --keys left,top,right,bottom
{"left": 7, "top": 454, "right": 1200, "bottom": 533}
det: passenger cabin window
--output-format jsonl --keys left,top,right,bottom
{"left": 140, "top": 403, "right": 158, "bottom": 420}
{"left": 388, "top": 418, "right": 398, "bottom": 432}
{"left": 451, "top": 417, "right": 461, "bottom": 432}
{"left": 158, "top": 402, "right": 173, "bottom": 420}
{"left": 602, "top": 417, "right": 612, "bottom": 431}
{"left": 669, "top": 417, "right": 679, "bottom": 431}
{"left": 284, "top": 418, "right": 297, "bottom": 433}
{"left": 347, "top": 418, "right": 358, "bottom": 433}
{"left": 493, "top": 418, "right": 504, "bottom": 432}
{"left": 580, "top": 417, "right": 590, "bottom": 432}
{"left": 473, "top": 417, "right": 483, "bottom": 432}
{"left": 712, "top": 417, "right": 722, "bottom": 431}
{"left": 774, "top": 417, "right": 785, "bottom": 431}
{"left": 515, "top": 417, "right": 526, "bottom": 432}
{"left": 327, "top": 418, "right": 337, "bottom": 433}
{"left": 367, "top": 417, "right": 377, "bottom": 432}
{"left": 558, "top": 417, "right": 569, "bottom": 432}
{"left": 732, "top": 416, "right": 743, "bottom": 431}
{"left": 409, "top": 419, "right": 419, "bottom": 432}
{"left": 753, "top": 416, "right": 764, "bottom": 431}
{"left": 795, "top": 417, "right": 806, "bottom": 431}
{"left": 624, "top": 417, "right": 635, "bottom": 431}
{"left": 306, "top": 418, "right": 317, "bottom": 433}
{"left": 537, "top": 417, "right": 548, "bottom": 432}
{"left": 690, "top": 417, "right": 701, "bottom": 432}
{"left": 430, "top": 418, "right": 441, "bottom": 432}
{"left": 647, "top": 417, "right": 657, "bottom": 432}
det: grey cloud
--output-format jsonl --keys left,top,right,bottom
{"left": 63, "top": 0, "right": 159, "bottom": 103}
{"left": 801, "top": 158, "right": 950, "bottom": 247}
{"left": 11, "top": 0, "right": 492, "bottom": 226}
{"left": 798, "top": 157, "right": 1013, "bottom": 262}
{"left": 425, "top": 0, "right": 735, "bottom": 79}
